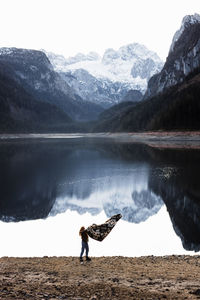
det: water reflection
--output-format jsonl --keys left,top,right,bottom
{"left": 51, "top": 147, "right": 163, "bottom": 223}
{"left": 0, "top": 138, "right": 200, "bottom": 253}
{"left": 148, "top": 148, "right": 200, "bottom": 252}
{"left": 0, "top": 141, "right": 57, "bottom": 221}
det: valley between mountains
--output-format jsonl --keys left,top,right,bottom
{"left": 0, "top": 13, "right": 200, "bottom": 134}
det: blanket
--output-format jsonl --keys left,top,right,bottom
{"left": 86, "top": 214, "right": 122, "bottom": 241}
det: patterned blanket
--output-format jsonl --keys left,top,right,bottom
{"left": 86, "top": 214, "right": 122, "bottom": 241}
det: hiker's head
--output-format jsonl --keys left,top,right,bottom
{"left": 79, "top": 226, "right": 85, "bottom": 235}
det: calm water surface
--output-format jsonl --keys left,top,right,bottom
{"left": 0, "top": 137, "right": 200, "bottom": 257}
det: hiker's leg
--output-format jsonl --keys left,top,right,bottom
{"left": 85, "top": 242, "right": 89, "bottom": 257}
{"left": 80, "top": 241, "right": 85, "bottom": 258}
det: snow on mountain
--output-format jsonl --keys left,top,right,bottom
{"left": 44, "top": 44, "right": 163, "bottom": 107}
{"left": 49, "top": 159, "right": 163, "bottom": 223}
{"left": 46, "top": 51, "right": 101, "bottom": 69}
{"left": 47, "top": 43, "right": 162, "bottom": 90}
{"left": 60, "top": 69, "right": 138, "bottom": 107}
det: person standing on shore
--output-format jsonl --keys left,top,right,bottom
{"left": 79, "top": 226, "right": 91, "bottom": 263}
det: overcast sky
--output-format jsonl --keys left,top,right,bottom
{"left": 0, "top": 0, "right": 199, "bottom": 61}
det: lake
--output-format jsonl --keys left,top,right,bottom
{"left": 0, "top": 136, "right": 200, "bottom": 257}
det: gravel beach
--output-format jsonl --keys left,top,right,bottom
{"left": 1, "top": 255, "right": 200, "bottom": 299}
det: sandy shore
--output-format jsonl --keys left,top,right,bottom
{"left": 1, "top": 255, "right": 200, "bottom": 299}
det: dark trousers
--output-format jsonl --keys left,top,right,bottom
{"left": 80, "top": 241, "right": 89, "bottom": 258}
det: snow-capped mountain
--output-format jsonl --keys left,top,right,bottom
{"left": 145, "top": 13, "right": 200, "bottom": 99}
{"left": 45, "top": 43, "right": 163, "bottom": 107}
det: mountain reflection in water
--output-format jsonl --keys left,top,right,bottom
{"left": 0, "top": 138, "right": 200, "bottom": 252}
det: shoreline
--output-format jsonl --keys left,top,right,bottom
{"left": 1, "top": 255, "right": 200, "bottom": 299}
{"left": 1, "top": 132, "right": 200, "bottom": 149}
{"left": 1, "top": 131, "right": 200, "bottom": 139}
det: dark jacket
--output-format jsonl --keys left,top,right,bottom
{"left": 81, "top": 230, "right": 88, "bottom": 243}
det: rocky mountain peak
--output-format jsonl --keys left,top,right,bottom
{"left": 102, "top": 43, "right": 161, "bottom": 65}
{"left": 170, "top": 13, "right": 200, "bottom": 53}
{"left": 86, "top": 51, "right": 100, "bottom": 61}
{"left": 181, "top": 13, "right": 200, "bottom": 27}
{"left": 65, "top": 51, "right": 101, "bottom": 65}
{"left": 145, "top": 13, "right": 200, "bottom": 99}
{"left": 102, "top": 48, "right": 120, "bottom": 64}
{"left": 0, "top": 47, "right": 52, "bottom": 72}
{"left": 118, "top": 43, "right": 161, "bottom": 62}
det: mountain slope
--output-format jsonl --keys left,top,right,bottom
{"left": 0, "top": 48, "right": 102, "bottom": 121}
{"left": 93, "top": 70, "right": 200, "bottom": 132}
{"left": 0, "top": 61, "right": 73, "bottom": 133}
{"left": 122, "top": 89, "right": 143, "bottom": 102}
{"left": 145, "top": 14, "right": 200, "bottom": 99}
